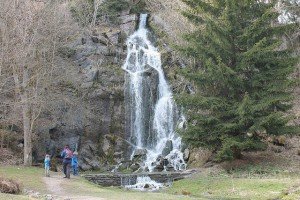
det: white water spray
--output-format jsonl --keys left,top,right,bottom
{"left": 125, "top": 176, "right": 163, "bottom": 191}
{"left": 123, "top": 14, "right": 186, "bottom": 173}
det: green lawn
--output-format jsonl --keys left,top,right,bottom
{"left": 0, "top": 166, "right": 193, "bottom": 200}
{"left": 0, "top": 165, "right": 300, "bottom": 200}
{"left": 168, "top": 173, "right": 300, "bottom": 200}
{"left": 0, "top": 193, "right": 32, "bottom": 200}
{"left": 0, "top": 166, "right": 46, "bottom": 193}
{"left": 62, "top": 176, "right": 193, "bottom": 200}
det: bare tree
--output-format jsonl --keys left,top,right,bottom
{"left": 0, "top": 0, "right": 78, "bottom": 166}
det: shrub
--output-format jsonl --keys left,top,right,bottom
{"left": 0, "top": 177, "right": 22, "bottom": 194}
{"left": 98, "top": 0, "right": 130, "bottom": 24}
{"left": 69, "top": 0, "right": 93, "bottom": 26}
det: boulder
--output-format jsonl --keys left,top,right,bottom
{"left": 105, "top": 31, "right": 120, "bottom": 45}
{"left": 188, "top": 147, "right": 212, "bottom": 167}
{"left": 95, "top": 45, "right": 110, "bottom": 55}
{"left": 85, "top": 69, "right": 99, "bottom": 82}
{"left": 102, "top": 136, "right": 111, "bottom": 155}
{"left": 74, "top": 46, "right": 96, "bottom": 60}
{"left": 78, "top": 140, "right": 101, "bottom": 171}
{"left": 119, "top": 14, "right": 137, "bottom": 24}
{"left": 273, "top": 135, "right": 286, "bottom": 146}
{"left": 141, "top": 66, "right": 157, "bottom": 77}
{"left": 77, "top": 58, "right": 93, "bottom": 69}
{"left": 130, "top": 163, "right": 140, "bottom": 172}
{"left": 113, "top": 151, "right": 124, "bottom": 163}
{"left": 91, "top": 35, "right": 109, "bottom": 45}
{"left": 132, "top": 149, "right": 147, "bottom": 164}
{"left": 133, "top": 149, "right": 147, "bottom": 157}
{"left": 120, "top": 160, "right": 132, "bottom": 169}
{"left": 80, "top": 162, "right": 92, "bottom": 171}
{"left": 113, "top": 151, "right": 123, "bottom": 158}
{"left": 162, "top": 140, "right": 173, "bottom": 157}
{"left": 89, "top": 89, "right": 111, "bottom": 99}
{"left": 89, "top": 160, "right": 101, "bottom": 170}
{"left": 119, "top": 14, "right": 137, "bottom": 36}
{"left": 153, "top": 164, "right": 164, "bottom": 172}
{"left": 183, "top": 148, "right": 190, "bottom": 161}
{"left": 166, "top": 164, "right": 174, "bottom": 171}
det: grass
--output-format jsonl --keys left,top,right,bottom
{"left": 0, "top": 193, "right": 32, "bottom": 200}
{"left": 168, "top": 176, "right": 294, "bottom": 199}
{"left": 0, "top": 165, "right": 300, "bottom": 200}
{"left": 167, "top": 167, "right": 300, "bottom": 200}
{"left": 0, "top": 166, "right": 46, "bottom": 193}
{"left": 0, "top": 166, "right": 46, "bottom": 200}
{"left": 0, "top": 165, "right": 192, "bottom": 200}
{"left": 62, "top": 175, "right": 193, "bottom": 200}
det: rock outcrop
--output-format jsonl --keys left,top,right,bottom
{"left": 31, "top": 13, "right": 138, "bottom": 169}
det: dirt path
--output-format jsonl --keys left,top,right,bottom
{"left": 43, "top": 174, "right": 104, "bottom": 200}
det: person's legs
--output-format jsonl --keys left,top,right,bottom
{"left": 66, "top": 162, "right": 71, "bottom": 178}
{"left": 45, "top": 166, "right": 49, "bottom": 177}
{"left": 63, "top": 162, "right": 67, "bottom": 177}
{"left": 74, "top": 166, "right": 78, "bottom": 175}
{"left": 46, "top": 166, "right": 50, "bottom": 177}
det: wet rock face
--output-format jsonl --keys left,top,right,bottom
{"left": 124, "top": 66, "right": 159, "bottom": 159}
{"left": 131, "top": 149, "right": 148, "bottom": 165}
{"left": 162, "top": 140, "right": 173, "bottom": 157}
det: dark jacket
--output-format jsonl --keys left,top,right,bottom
{"left": 61, "top": 148, "right": 72, "bottom": 164}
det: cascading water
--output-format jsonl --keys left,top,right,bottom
{"left": 123, "top": 14, "right": 186, "bottom": 175}
{"left": 125, "top": 176, "right": 164, "bottom": 191}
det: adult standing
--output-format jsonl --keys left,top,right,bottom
{"left": 61, "top": 145, "right": 73, "bottom": 178}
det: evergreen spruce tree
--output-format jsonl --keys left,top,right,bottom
{"left": 178, "top": 0, "right": 299, "bottom": 160}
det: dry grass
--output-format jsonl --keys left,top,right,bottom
{"left": 0, "top": 177, "right": 22, "bottom": 194}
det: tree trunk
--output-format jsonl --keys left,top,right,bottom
{"left": 21, "top": 66, "right": 32, "bottom": 166}
{"left": 22, "top": 94, "right": 32, "bottom": 166}
{"left": 1, "top": 133, "right": 3, "bottom": 149}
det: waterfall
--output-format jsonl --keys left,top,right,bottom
{"left": 123, "top": 14, "right": 186, "bottom": 172}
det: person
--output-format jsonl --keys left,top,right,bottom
{"left": 44, "top": 154, "right": 51, "bottom": 177}
{"left": 71, "top": 151, "right": 79, "bottom": 176}
{"left": 61, "top": 145, "right": 73, "bottom": 179}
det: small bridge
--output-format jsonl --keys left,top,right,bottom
{"left": 84, "top": 170, "right": 195, "bottom": 187}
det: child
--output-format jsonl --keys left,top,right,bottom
{"left": 71, "top": 151, "right": 78, "bottom": 176}
{"left": 44, "top": 154, "right": 51, "bottom": 177}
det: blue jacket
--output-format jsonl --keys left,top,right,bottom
{"left": 44, "top": 158, "right": 50, "bottom": 167}
{"left": 72, "top": 156, "right": 78, "bottom": 167}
